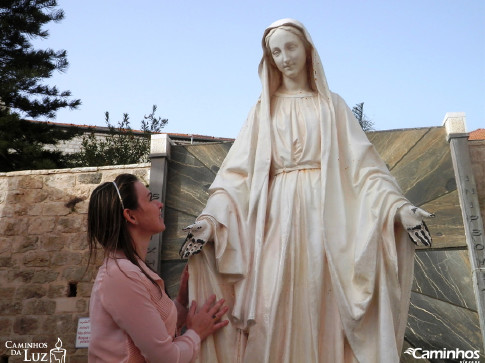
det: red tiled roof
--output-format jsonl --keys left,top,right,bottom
{"left": 469, "top": 129, "right": 485, "bottom": 140}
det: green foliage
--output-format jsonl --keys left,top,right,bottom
{"left": 71, "top": 105, "right": 168, "bottom": 167}
{"left": 352, "top": 102, "right": 374, "bottom": 132}
{"left": 0, "top": 112, "right": 81, "bottom": 171}
{"left": 0, "top": 0, "right": 80, "bottom": 118}
{"left": 0, "top": 0, "right": 81, "bottom": 171}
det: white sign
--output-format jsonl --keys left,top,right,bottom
{"left": 75, "top": 317, "right": 91, "bottom": 348}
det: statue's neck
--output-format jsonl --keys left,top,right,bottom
{"left": 279, "top": 74, "right": 311, "bottom": 95}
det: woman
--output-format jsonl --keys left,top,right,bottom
{"left": 87, "top": 173, "right": 229, "bottom": 363}
{"left": 180, "top": 19, "right": 432, "bottom": 363}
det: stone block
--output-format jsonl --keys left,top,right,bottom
{"left": 31, "top": 270, "right": 59, "bottom": 284}
{"left": 18, "top": 175, "right": 43, "bottom": 189}
{"left": 41, "top": 234, "right": 65, "bottom": 252}
{"left": 0, "top": 301, "right": 22, "bottom": 314}
{"left": 69, "top": 233, "right": 88, "bottom": 251}
{"left": 56, "top": 216, "right": 82, "bottom": 233}
{"left": 0, "top": 256, "right": 12, "bottom": 267}
{"left": 62, "top": 266, "right": 88, "bottom": 282}
{"left": 0, "top": 317, "right": 12, "bottom": 334}
{"left": 22, "top": 299, "right": 56, "bottom": 315}
{"left": 0, "top": 286, "right": 17, "bottom": 300}
{"left": 76, "top": 298, "right": 88, "bottom": 313}
{"left": 15, "top": 285, "right": 47, "bottom": 299}
{"left": 0, "top": 218, "right": 28, "bottom": 236}
{"left": 55, "top": 297, "right": 79, "bottom": 313}
{"left": 77, "top": 173, "right": 102, "bottom": 184}
{"left": 23, "top": 189, "right": 49, "bottom": 204}
{"left": 13, "top": 235, "right": 39, "bottom": 253}
{"left": 42, "top": 202, "right": 70, "bottom": 216}
{"left": 51, "top": 251, "right": 82, "bottom": 266}
{"left": 0, "top": 203, "right": 14, "bottom": 217}
{"left": 23, "top": 251, "right": 50, "bottom": 267}
{"left": 13, "top": 202, "right": 43, "bottom": 216}
{"left": 43, "top": 314, "right": 76, "bottom": 334}
{"left": 76, "top": 282, "right": 93, "bottom": 298}
{"left": 73, "top": 199, "right": 89, "bottom": 214}
{"left": 48, "top": 284, "right": 67, "bottom": 298}
{"left": 7, "top": 269, "right": 34, "bottom": 284}
{"left": 13, "top": 316, "right": 39, "bottom": 334}
{"left": 44, "top": 174, "right": 76, "bottom": 189}
{"left": 27, "top": 216, "right": 56, "bottom": 235}
{"left": 46, "top": 187, "right": 67, "bottom": 202}
{"left": 5, "top": 190, "right": 24, "bottom": 204}
{"left": 0, "top": 237, "right": 9, "bottom": 254}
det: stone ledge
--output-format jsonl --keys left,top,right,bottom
{"left": 0, "top": 163, "right": 150, "bottom": 177}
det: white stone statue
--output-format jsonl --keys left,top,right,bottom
{"left": 180, "top": 18, "right": 432, "bottom": 363}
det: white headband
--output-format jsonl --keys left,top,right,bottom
{"left": 112, "top": 182, "right": 125, "bottom": 209}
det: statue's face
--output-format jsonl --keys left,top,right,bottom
{"left": 268, "top": 28, "right": 307, "bottom": 81}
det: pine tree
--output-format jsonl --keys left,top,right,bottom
{"left": 0, "top": 0, "right": 81, "bottom": 171}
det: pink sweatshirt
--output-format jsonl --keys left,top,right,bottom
{"left": 88, "top": 254, "right": 200, "bottom": 362}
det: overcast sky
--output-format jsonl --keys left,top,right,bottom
{"left": 36, "top": 0, "right": 484, "bottom": 138}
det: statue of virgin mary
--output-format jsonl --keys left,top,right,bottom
{"left": 180, "top": 18, "right": 432, "bottom": 363}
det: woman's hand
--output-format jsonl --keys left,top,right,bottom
{"left": 397, "top": 204, "right": 434, "bottom": 247}
{"left": 186, "top": 295, "right": 229, "bottom": 341}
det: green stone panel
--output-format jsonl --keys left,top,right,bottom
{"left": 390, "top": 127, "right": 455, "bottom": 206}
{"left": 406, "top": 292, "right": 483, "bottom": 359}
{"left": 367, "top": 128, "right": 430, "bottom": 171}
{"left": 418, "top": 191, "right": 466, "bottom": 249}
{"left": 185, "top": 142, "right": 233, "bottom": 174}
{"left": 161, "top": 207, "right": 196, "bottom": 261}
{"left": 412, "top": 249, "right": 476, "bottom": 310}
{"left": 165, "top": 145, "right": 215, "bottom": 217}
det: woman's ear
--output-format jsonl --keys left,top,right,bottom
{"left": 123, "top": 209, "right": 137, "bottom": 225}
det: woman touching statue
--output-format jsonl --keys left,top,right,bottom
{"left": 180, "top": 19, "right": 432, "bottom": 363}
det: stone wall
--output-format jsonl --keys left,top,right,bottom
{"left": 0, "top": 164, "right": 150, "bottom": 363}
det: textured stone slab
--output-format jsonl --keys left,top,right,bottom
{"left": 413, "top": 249, "right": 476, "bottom": 310}
{"left": 161, "top": 207, "right": 197, "bottom": 261}
{"left": 390, "top": 127, "right": 455, "bottom": 206}
{"left": 185, "top": 142, "right": 233, "bottom": 174}
{"left": 418, "top": 190, "right": 465, "bottom": 248}
{"left": 406, "top": 292, "right": 483, "bottom": 359}
{"left": 368, "top": 127, "right": 431, "bottom": 171}
{"left": 165, "top": 146, "right": 215, "bottom": 217}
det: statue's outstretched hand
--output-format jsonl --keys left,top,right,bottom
{"left": 398, "top": 204, "right": 434, "bottom": 247}
{"left": 179, "top": 219, "right": 213, "bottom": 259}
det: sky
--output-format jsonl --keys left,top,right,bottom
{"left": 35, "top": 0, "right": 484, "bottom": 138}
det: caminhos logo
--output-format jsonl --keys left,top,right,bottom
{"left": 404, "top": 347, "right": 480, "bottom": 362}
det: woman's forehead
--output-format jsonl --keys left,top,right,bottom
{"left": 134, "top": 181, "right": 149, "bottom": 196}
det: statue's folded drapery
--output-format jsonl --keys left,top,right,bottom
{"left": 188, "top": 19, "right": 415, "bottom": 363}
